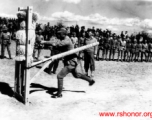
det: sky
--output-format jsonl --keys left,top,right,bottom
{"left": 0, "top": 0, "right": 152, "bottom": 34}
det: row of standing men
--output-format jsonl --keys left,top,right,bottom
{"left": 1, "top": 27, "right": 152, "bottom": 64}
{"left": 95, "top": 35, "right": 152, "bottom": 62}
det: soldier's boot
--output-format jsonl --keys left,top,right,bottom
{"left": 52, "top": 79, "right": 63, "bottom": 98}
{"left": 78, "top": 74, "right": 95, "bottom": 86}
{"left": 2, "top": 46, "right": 5, "bottom": 58}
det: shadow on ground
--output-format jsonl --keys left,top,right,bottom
{"left": 0, "top": 82, "right": 14, "bottom": 97}
{"left": 30, "top": 83, "right": 57, "bottom": 95}
{"left": 0, "top": 82, "right": 26, "bottom": 104}
{"left": 30, "top": 83, "right": 85, "bottom": 95}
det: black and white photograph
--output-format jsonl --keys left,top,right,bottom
{"left": 0, "top": 0, "right": 152, "bottom": 120}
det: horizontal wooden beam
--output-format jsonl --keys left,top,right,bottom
{"left": 30, "top": 42, "right": 99, "bottom": 68}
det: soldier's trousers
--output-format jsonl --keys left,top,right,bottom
{"left": 1, "top": 44, "right": 11, "bottom": 58}
{"left": 84, "top": 51, "right": 95, "bottom": 72}
{"left": 48, "top": 59, "right": 59, "bottom": 73}
{"left": 57, "top": 64, "right": 93, "bottom": 95}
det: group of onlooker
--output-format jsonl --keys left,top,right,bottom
{"left": 0, "top": 17, "right": 152, "bottom": 63}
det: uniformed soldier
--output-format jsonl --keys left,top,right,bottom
{"left": 148, "top": 40, "right": 152, "bottom": 62}
{"left": 71, "top": 32, "right": 78, "bottom": 48}
{"left": 108, "top": 36, "right": 113, "bottom": 61}
{"left": 83, "top": 31, "right": 97, "bottom": 78}
{"left": 116, "top": 36, "right": 121, "bottom": 61}
{"left": 1, "top": 26, "right": 12, "bottom": 59}
{"left": 94, "top": 31, "right": 100, "bottom": 60}
{"left": 104, "top": 35, "right": 110, "bottom": 60}
{"left": 79, "top": 32, "right": 86, "bottom": 47}
{"left": 96, "top": 36, "right": 104, "bottom": 60}
{"left": 102, "top": 36, "right": 107, "bottom": 60}
{"left": 33, "top": 30, "right": 44, "bottom": 60}
{"left": 111, "top": 35, "right": 117, "bottom": 61}
{"left": 145, "top": 40, "right": 149, "bottom": 62}
{"left": 120, "top": 37, "right": 126, "bottom": 61}
{"left": 78, "top": 32, "right": 86, "bottom": 59}
{"left": 142, "top": 40, "right": 148, "bottom": 62}
{"left": 124, "top": 38, "right": 131, "bottom": 62}
{"left": 41, "top": 28, "right": 95, "bottom": 98}
{"left": 131, "top": 38, "right": 137, "bottom": 62}
{"left": 135, "top": 39, "right": 141, "bottom": 62}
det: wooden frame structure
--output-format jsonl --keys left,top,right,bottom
{"left": 14, "top": 6, "right": 99, "bottom": 105}
{"left": 14, "top": 6, "right": 33, "bottom": 105}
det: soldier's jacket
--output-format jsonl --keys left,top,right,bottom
{"left": 116, "top": 40, "right": 121, "bottom": 50}
{"left": 112, "top": 39, "right": 117, "bottom": 49}
{"left": 98, "top": 38, "right": 104, "bottom": 49}
{"left": 79, "top": 37, "right": 85, "bottom": 47}
{"left": 109, "top": 38, "right": 113, "bottom": 49}
{"left": 104, "top": 38, "right": 110, "bottom": 49}
{"left": 136, "top": 43, "right": 142, "bottom": 52}
{"left": 142, "top": 43, "right": 148, "bottom": 52}
{"left": 126, "top": 43, "right": 132, "bottom": 51}
{"left": 120, "top": 40, "right": 126, "bottom": 50}
{"left": 44, "top": 36, "right": 77, "bottom": 66}
{"left": 71, "top": 37, "right": 78, "bottom": 47}
{"left": 131, "top": 43, "right": 137, "bottom": 53}
{"left": 84, "top": 36, "right": 97, "bottom": 53}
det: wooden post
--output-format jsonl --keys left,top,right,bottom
{"left": 14, "top": 6, "right": 33, "bottom": 105}
{"left": 24, "top": 6, "right": 33, "bottom": 105}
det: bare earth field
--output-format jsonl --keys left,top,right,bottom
{"left": 1, "top": 41, "right": 152, "bottom": 120}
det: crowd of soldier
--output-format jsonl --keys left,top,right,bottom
{"left": 0, "top": 17, "right": 152, "bottom": 63}
{"left": 96, "top": 34, "right": 152, "bottom": 62}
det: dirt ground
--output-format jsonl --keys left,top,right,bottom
{"left": 1, "top": 41, "right": 152, "bottom": 120}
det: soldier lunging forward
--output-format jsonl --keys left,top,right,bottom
{"left": 41, "top": 28, "right": 95, "bottom": 98}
